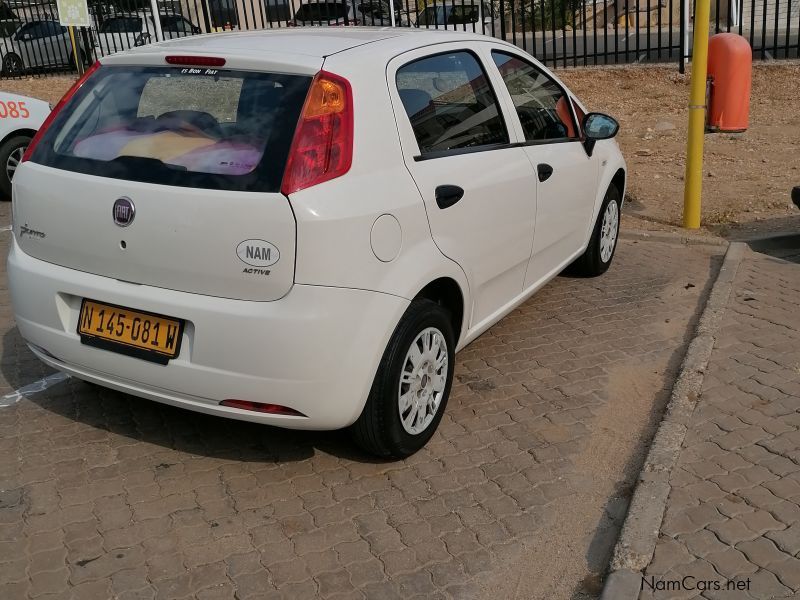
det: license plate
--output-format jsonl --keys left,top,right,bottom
{"left": 78, "top": 299, "right": 184, "bottom": 364}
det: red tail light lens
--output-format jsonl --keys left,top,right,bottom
{"left": 280, "top": 70, "right": 353, "bottom": 195}
{"left": 220, "top": 399, "right": 307, "bottom": 417}
{"left": 22, "top": 60, "right": 102, "bottom": 163}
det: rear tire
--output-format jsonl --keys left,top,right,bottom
{"left": 570, "top": 183, "right": 621, "bottom": 277}
{"left": 351, "top": 298, "right": 455, "bottom": 458}
{"left": 0, "top": 135, "right": 31, "bottom": 200}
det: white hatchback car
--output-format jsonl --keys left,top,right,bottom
{"left": 10, "top": 28, "right": 625, "bottom": 457}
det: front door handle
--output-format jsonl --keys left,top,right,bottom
{"left": 537, "top": 163, "right": 554, "bottom": 182}
{"left": 435, "top": 185, "right": 464, "bottom": 209}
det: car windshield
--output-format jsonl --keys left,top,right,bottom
{"left": 32, "top": 66, "right": 311, "bottom": 192}
{"left": 294, "top": 2, "right": 348, "bottom": 21}
{"left": 99, "top": 16, "right": 144, "bottom": 33}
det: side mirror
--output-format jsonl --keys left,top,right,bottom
{"left": 582, "top": 112, "right": 619, "bottom": 157}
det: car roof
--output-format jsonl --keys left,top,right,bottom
{"left": 116, "top": 27, "right": 493, "bottom": 60}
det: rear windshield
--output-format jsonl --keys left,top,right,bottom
{"left": 31, "top": 66, "right": 311, "bottom": 192}
{"left": 294, "top": 2, "right": 348, "bottom": 21}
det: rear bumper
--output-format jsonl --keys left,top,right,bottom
{"left": 8, "top": 239, "right": 407, "bottom": 430}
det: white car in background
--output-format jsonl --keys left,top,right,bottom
{"left": 1, "top": 19, "right": 92, "bottom": 75}
{"left": 0, "top": 91, "right": 49, "bottom": 198}
{"left": 97, "top": 12, "right": 200, "bottom": 56}
{"left": 9, "top": 29, "right": 626, "bottom": 457}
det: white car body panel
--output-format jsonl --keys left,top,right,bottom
{"left": 0, "top": 91, "right": 49, "bottom": 140}
{"left": 13, "top": 163, "right": 297, "bottom": 301}
{"left": 9, "top": 28, "right": 626, "bottom": 430}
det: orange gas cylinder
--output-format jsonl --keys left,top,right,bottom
{"left": 707, "top": 33, "right": 752, "bottom": 133}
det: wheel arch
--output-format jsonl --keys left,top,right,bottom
{"left": 611, "top": 168, "right": 626, "bottom": 204}
{"left": 1, "top": 129, "right": 36, "bottom": 148}
{"left": 413, "top": 277, "right": 465, "bottom": 347}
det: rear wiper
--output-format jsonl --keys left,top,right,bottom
{"left": 110, "top": 155, "right": 188, "bottom": 172}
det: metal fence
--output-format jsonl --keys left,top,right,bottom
{"left": 0, "top": 0, "right": 798, "bottom": 78}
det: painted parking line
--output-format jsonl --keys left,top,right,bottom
{"left": 0, "top": 372, "right": 70, "bottom": 407}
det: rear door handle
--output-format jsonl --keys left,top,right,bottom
{"left": 537, "top": 163, "right": 554, "bottom": 182}
{"left": 435, "top": 185, "right": 464, "bottom": 209}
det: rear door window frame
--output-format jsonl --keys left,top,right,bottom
{"left": 393, "top": 47, "right": 514, "bottom": 161}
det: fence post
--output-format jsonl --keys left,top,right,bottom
{"left": 149, "top": 0, "right": 165, "bottom": 41}
{"left": 679, "top": 0, "right": 686, "bottom": 71}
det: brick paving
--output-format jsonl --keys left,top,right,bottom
{"left": 0, "top": 231, "right": 724, "bottom": 600}
{"left": 641, "top": 248, "right": 800, "bottom": 599}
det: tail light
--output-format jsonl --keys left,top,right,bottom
{"left": 281, "top": 70, "right": 353, "bottom": 195}
{"left": 22, "top": 60, "right": 101, "bottom": 163}
{"left": 220, "top": 399, "right": 306, "bottom": 417}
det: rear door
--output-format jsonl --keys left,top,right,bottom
{"left": 16, "top": 62, "right": 315, "bottom": 301}
{"left": 486, "top": 47, "right": 598, "bottom": 288}
{"left": 389, "top": 45, "right": 538, "bottom": 328}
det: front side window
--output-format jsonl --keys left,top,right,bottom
{"left": 32, "top": 66, "right": 311, "bottom": 192}
{"left": 396, "top": 51, "right": 508, "bottom": 155}
{"left": 491, "top": 51, "right": 578, "bottom": 142}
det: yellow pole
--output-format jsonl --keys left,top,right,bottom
{"left": 67, "top": 26, "right": 83, "bottom": 76}
{"left": 682, "top": 0, "right": 712, "bottom": 228}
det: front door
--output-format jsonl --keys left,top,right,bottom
{"left": 487, "top": 48, "right": 599, "bottom": 289}
{"left": 389, "top": 46, "right": 538, "bottom": 329}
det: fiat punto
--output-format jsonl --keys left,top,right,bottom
{"left": 9, "top": 28, "right": 625, "bottom": 457}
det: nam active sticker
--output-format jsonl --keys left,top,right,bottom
{"left": 236, "top": 239, "right": 280, "bottom": 268}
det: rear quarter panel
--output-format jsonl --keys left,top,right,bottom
{"left": 288, "top": 51, "right": 471, "bottom": 321}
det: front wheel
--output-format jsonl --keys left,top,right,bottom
{"left": 570, "top": 183, "right": 622, "bottom": 277}
{"left": 351, "top": 298, "right": 455, "bottom": 458}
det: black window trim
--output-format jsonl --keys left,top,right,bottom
{"left": 489, "top": 47, "right": 582, "bottom": 146}
{"left": 396, "top": 47, "right": 511, "bottom": 161}
{"left": 413, "top": 137, "right": 582, "bottom": 161}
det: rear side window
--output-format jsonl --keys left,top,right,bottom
{"left": 396, "top": 51, "right": 508, "bottom": 156}
{"left": 491, "top": 51, "right": 578, "bottom": 141}
{"left": 100, "top": 17, "right": 143, "bottom": 33}
{"left": 31, "top": 66, "right": 311, "bottom": 192}
{"left": 294, "top": 2, "right": 348, "bottom": 21}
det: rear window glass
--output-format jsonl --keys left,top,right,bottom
{"left": 99, "top": 16, "right": 143, "bottom": 33}
{"left": 31, "top": 66, "right": 311, "bottom": 192}
{"left": 294, "top": 2, "right": 348, "bottom": 21}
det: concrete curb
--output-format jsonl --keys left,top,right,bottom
{"left": 599, "top": 242, "right": 748, "bottom": 600}
{"left": 619, "top": 228, "right": 729, "bottom": 247}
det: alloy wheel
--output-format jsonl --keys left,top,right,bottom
{"left": 398, "top": 326, "right": 448, "bottom": 435}
{"left": 599, "top": 200, "right": 619, "bottom": 263}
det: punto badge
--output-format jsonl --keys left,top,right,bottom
{"left": 113, "top": 197, "right": 135, "bottom": 227}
